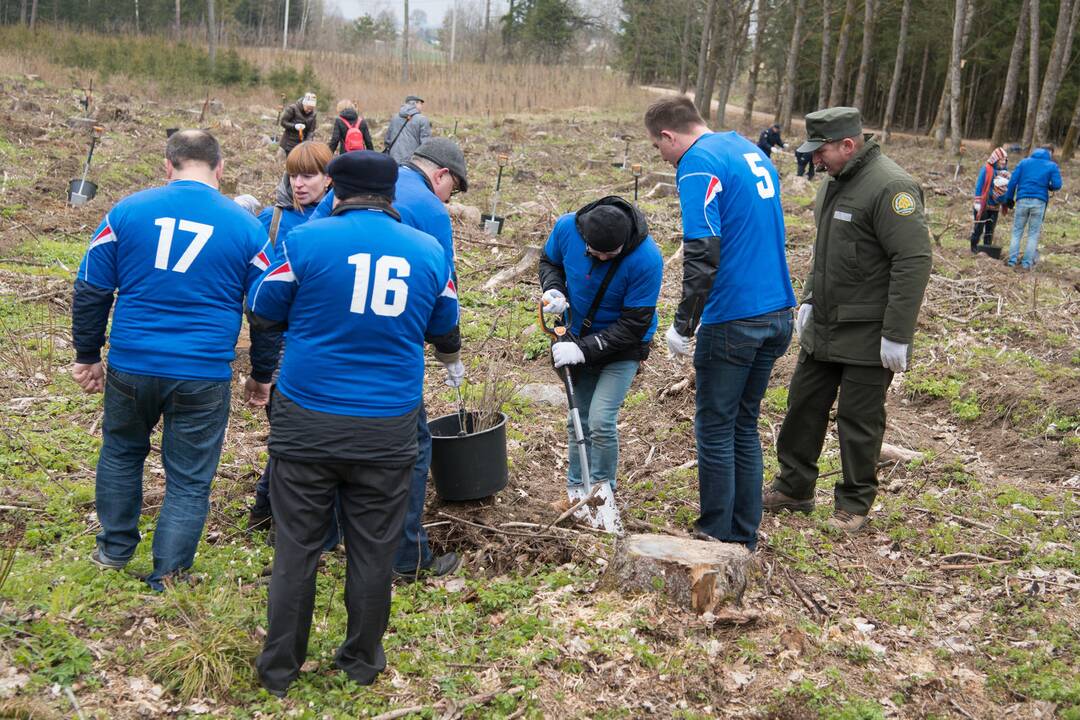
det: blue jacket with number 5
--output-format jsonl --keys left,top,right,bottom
{"left": 246, "top": 200, "right": 460, "bottom": 417}
{"left": 72, "top": 179, "right": 279, "bottom": 382}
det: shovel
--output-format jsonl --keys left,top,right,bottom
{"left": 481, "top": 154, "right": 509, "bottom": 235}
{"left": 612, "top": 135, "right": 632, "bottom": 169}
{"left": 68, "top": 125, "right": 104, "bottom": 207}
{"left": 631, "top": 163, "right": 642, "bottom": 203}
{"left": 538, "top": 302, "right": 624, "bottom": 535}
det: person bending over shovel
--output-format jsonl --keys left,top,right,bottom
{"left": 538, "top": 196, "right": 662, "bottom": 529}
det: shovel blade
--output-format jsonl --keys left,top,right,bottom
{"left": 481, "top": 215, "right": 503, "bottom": 235}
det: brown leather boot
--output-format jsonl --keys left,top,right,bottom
{"left": 762, "top": 487, "right": 815, "bottom": 514}
{"left": 827, "top": 509, "right": 868, "bottom": 532}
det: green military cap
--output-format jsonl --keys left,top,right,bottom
{"left": 797, "top": 107, "right": 863, "bottom": 154}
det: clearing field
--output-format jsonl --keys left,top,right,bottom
{"left": 0, "top": 67, "right": 1078, "bottom": 720}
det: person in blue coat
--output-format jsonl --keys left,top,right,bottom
{"left": 256, "top": 141, "right": 333, "bottom": 247}
{"left": 969, "top": 146, "right": 1010, "bottom": 252}
{"left": 538, "top": 196, "right": 663, "bottom": 513}
{"left": 247, "top": 151, "right": 461, "bottom": 697}
{"left": 646, "top": 96, "right": 795, "bottom": 548}
{"left": 71, "top": 130, "right": 279, "bottom": 591}
{"left": 297, "top": 138, "right": 469, "bottom": 581}
{"left": 1001, "top": 145, "right": 1063, "bottom": 269}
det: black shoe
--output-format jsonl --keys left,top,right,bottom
{"left": 691, "top": 522, "right": 719, "bottom": 542}
{"left": 247, "top": 506, "right": 272, "bottom": 532}
{"left": 393, "top": 552, "right": 461, "bottom": 583}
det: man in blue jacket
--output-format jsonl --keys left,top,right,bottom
{"left": 71, "top": 130, "right": 279, "bottom": 591}
{"left": 309, "top": 138, "right": 468, "bottom": 581}
{"left": 248, "top": 151, "right": 461, "bottom": 696}
{"left": 1002, "top": 145, "right": 1062, "bottom": 269}
{"left": 646, "top": 97, "right": 795, "bottom": 550}
{"left": 538, "top": 196, "right": 663, "bottom": 523}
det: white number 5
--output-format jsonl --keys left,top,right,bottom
{"left": 349, "top": 253, "right": 410, "bottom": 317}
{"left": 154, "top": 217, "right": 214, "bottom": 273}
{"left": 743, "top": 153, "right": 776, "bottom": 199}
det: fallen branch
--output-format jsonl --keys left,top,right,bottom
{"left": 371, "top": 686, "right": 525, "bottom": 720}
{"left": 482, "top": 246, "right": 540, "bottom": 292}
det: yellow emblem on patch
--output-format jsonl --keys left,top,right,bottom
{"left": 892, "top": 191, "right": 916, "bottom": 216}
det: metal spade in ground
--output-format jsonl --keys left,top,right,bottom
{"left": 631, "top": 163, "right": 643, "bottom": 203}
{"left": 612, "top": 134, "right": 632, "bottom": 169}
{"left": 537, "top": 301, "right": 624, "bottom": 535}
{"left": 68, "top": 125, "right": 104, "bottom": 207}
{"left": 481, "top": 154, "right": 509, "bottom": 235}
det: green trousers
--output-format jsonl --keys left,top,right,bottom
{"left": 774, "top": 351, "right": 893, "bottom": 515}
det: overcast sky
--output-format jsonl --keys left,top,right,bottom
{"left": 330, "top": 0, "right": 458, "bottom": 27}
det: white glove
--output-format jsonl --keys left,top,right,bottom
{"left": 880, "top": 338, "right": 908, "bottom": 373}
{"left": 552, "top": 341, "right": 585, "bottom": 368}
{"left": 541, "top": 289, "right": 568, "bottom": 316}
{"left": 442, "top": 359, "right": 465, "bottom": 388}
{"left": 665, "top": 325, "right": 692, "bottom": 358}
{"left": 294, "top": 123, "right": 305, "bottom": 131}
{"left": 795, "top": 303, "right": 812, "bottom": 338}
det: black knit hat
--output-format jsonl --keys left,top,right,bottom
{"left": 575, "top": 203, "right": 633, "bottom": 253}
{"left": 327, "top": 150, "right": 398, "bottom": 201}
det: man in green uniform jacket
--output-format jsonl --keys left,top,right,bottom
{"left": 764, "top": 107, "right": 932, "bottom": 532}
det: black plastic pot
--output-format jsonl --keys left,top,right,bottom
{"left": 429, "top": 411, "right": 508, "bottom": 501}
{"left": 67, "top": 179, "right": 97, "bottom": 206}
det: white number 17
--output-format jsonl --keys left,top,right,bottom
{"left": 743, "top": 153, "right": 776, "bottom": 199}
{"left": 154, "top": 217, "right": 214, "bottom": 273}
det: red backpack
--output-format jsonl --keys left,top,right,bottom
{"left": 340, "top": 115, "right": 365, "bottom": 152}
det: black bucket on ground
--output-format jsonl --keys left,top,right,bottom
{"left": 67, "top": 179, "right": 97, "bottom": 206}
{"left": 429, "top": 410, "right": 508, "bottom": 501}
{"left": 976, "top": 244, "right": 1002, "bottom": 259}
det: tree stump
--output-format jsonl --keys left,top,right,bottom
{"left": 607, "top": 534, "right": 753, "bottom": 614}
{"left": 645, "top": 182, "right": 677, "bottom": 199}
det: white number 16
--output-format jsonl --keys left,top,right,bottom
{"left": 743, "top": 153, "right": 776, "bottom": 199}
{"left": 349, "top": 253, "right": 410, "bottom": 317}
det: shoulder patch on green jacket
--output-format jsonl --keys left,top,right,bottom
{"left": 891, "top": 191, "right": 917, "bottom": 216}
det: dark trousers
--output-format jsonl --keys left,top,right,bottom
{"left": 773, "top": 352, "right": 893, "bottom": 515}
{"left": 796, "top": 151, "right": 815, "bottom": 178}
{"left": 256, "top": 457, "right": 412, "bottom": 693}
{"left": 969, "top": 208, "right": 999, "bottom": 249}
{"left": 694, "top": 311, "right": 792, "bottom": 549}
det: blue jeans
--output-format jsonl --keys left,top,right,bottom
{"left": 393, "top": 407, "right": 433, "bottom": 573}
{"left": 565, "top": 360, "right": 639, "bottom": 491}
{"left": 694, "top": 311, "right": 793, "bottom": 549}
{"left": 95, "top": 369, "right": 231, "bottom": 590}
{"left": 1009, "top": 198, "right": 1046, "bottom": 267}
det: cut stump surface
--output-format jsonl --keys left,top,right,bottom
{"left": 608, "top": 534, "right": 753, "bottom": 614}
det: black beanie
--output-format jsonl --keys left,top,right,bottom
{"left": 327, "top": 150, "right": 398, "bottom": 201}
{"left": 576, "top": 204, "right": 633, "bottom": 252}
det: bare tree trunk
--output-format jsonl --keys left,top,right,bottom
{"left": 134, "top": 0, "right": 140, "bottom": 33}
{"left": 947, "top": 0, "right": 966, "bottom": 155}
{"left": 828, "top": 0, "right": 856, "bottom": 106}
{"left": 207, "top": 0, "right": 216, "bottom": 68}
{"left": 19, "top": 0, "right": 26, "bottom": 26}
{"left": 991, "top": 0, "right": 1029, "bottom": 148}
{"left": 175, "top": 0, "right": 182, "bottom": 39}
{"left": 481, "top": 0, "right": 491, "bottom": 62}
{"left": 402, "top": 0, "right": 410, "bottom": 82}
{"left": 933, "top": 0, "right": 973, "bottom": 148}
{"left": 1035, "top": 0, "right": 1080, "bottom": 146}
{"left": 780, "top": 0, "right": 808, "bottom": 133}
{"left": 881, "top": 0, "right": 910, "bottom": 143}
{"left": 963, "top": 63, "right": 980, "bottom": 137}
{"left": 1060, "top": 89, "right": 1080, "bottom": 159}
{"left": 699, "top": 5, "right": 726, "bottom": 122}
{"left": 818, "top": 0, "right": 832, "bottom": 108}
{"left": 913, "top": 42, "right": 928, "bottom": 131}
{"left": 695, "top": 0, "right": 718, "bottom": 113}
{"left": 1021, "top": 0, "right": 1040, "bottom": 152}
{"left": 299, "top": 0, "right": 311, "bottom": 45}
{"left": 743, "top": 0, "right": 768, "bottom": 126}
{"left": 716, "top": 1, "right": 752, "bottom": 126}
{"left": 852, "top": 0, "right": 876, "bottom": 110}
{"left": 28, "top": 0, "right": 37, "bottom": 29}
{"left": 678, "top": 2, "right": 695, "bottom": 94}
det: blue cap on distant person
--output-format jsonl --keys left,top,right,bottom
{"left": 327, "top": 150, "right": 397, "bottom": 201}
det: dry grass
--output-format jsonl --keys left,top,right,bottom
{"left": 240, "top": 47, "right": 651, "bottom": 117}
